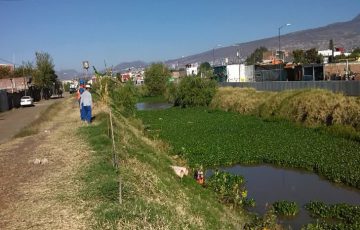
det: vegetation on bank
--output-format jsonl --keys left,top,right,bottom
{"left": 166, "top": 77, "right": 217, "bottom": 107}
{"left": 303, "top": 201, "right": 360, "bottom": 229}
{"left": 136, "top": 107, "right": 360, "bottom": 188}
{"left": 79, "top": 111, "right": 254, "bottom": 229}
{"left": 272, "top": 201, "right": 299, "bottom": 217}
{"left": 78, "top": 77, "right": 261, "bottom": 229}
{"left": 210, "top": 87, "right": 360, "bottom": 141}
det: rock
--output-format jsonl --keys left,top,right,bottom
{"left": 171, "top": 166, "right": 189, "bottom": 178}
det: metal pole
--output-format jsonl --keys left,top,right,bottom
{"left": 213, "top": 48, "right": 215, "bottom": 66}
{"left": 278, "top": 26, "right": 282, "bottom": 81}
{"left": 278, "top": 23, "right": 291, "bottom": 81}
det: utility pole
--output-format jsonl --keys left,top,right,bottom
{"left": 278, "top": 23, "right": 291, "bottom": 81}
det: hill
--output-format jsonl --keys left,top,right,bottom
{"left": 165, "top": 14, "right": 360, "bottom": 66}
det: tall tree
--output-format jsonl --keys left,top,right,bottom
{"left": 305, "top": 48, "right": 323, "bottom": 64}
{"left": 33, "top": 52, "right": 57, "bottom": 99}
{"left": 197, "top": 62, "right": 213, "bottom": 78}
{"left": 13, "top": 61, "right": 34, "bottom": 78}
{"left": 144, "top": 63, "right": 170, "bottom": 96}
{"left": 292, "top": 49, "right": 305, "bottom": 64}
{"left": 246, "top": 47, "right": 268, "bottom": 65}
{"left": 0, "top": 65, "right": 12, "bottom": 79}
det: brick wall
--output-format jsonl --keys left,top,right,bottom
{"left": 0, "top": 77, "right": 28, "bottom": 92}
{"left": 324, "top": 62, "right": 360, "bottom": 80}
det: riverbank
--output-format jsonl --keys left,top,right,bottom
{"left": 79, "top": 109, "right": 254, "bottom": 229}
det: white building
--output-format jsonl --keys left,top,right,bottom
{"left": 226, "top": 64, "right": 254, "bottom": 82}
{"left": 186, "top": 63, "right": 198, "bottom": 76}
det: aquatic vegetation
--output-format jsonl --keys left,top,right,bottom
{"left": 304, "top": 201, "right": 360, "bottom": 229}
{"left": 272, "top": 200, "right": 299, "bottom": 217}
{"left": 137, "top": 107, "right": 360, "bottom": 188}
{"left": 207, "top": 171, "right": 254, "bottom": 208}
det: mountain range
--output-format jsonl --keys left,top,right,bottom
{"left": 57, "top": 14, "right": 360, "bottom": 80}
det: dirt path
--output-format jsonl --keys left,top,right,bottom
{"left": 0, "top": 97, "right": 92, "bottom": 229}
{"left": 0, "top": 97, "right": 65, "bottom": 144}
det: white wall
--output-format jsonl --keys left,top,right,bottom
{"left": 227, "top": 64, "right": 240, "bottom": 82}
{"left": 186, "top": 65, "right": 198, "bottom": 76}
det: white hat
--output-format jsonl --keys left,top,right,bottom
{"left": 85, "top": 84, "right": 91, "bottom": 88}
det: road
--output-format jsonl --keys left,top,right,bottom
{"left": 0, "top": 96, "right": 66, "bottom": 144}
{"left": 0, "top": 96, "right": 89, "bottom": 229}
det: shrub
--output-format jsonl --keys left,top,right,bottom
{"left": 272, "top": 200, "right": 299, "bottom": 216}
{"left": 207, "top": 171, "right": 253, "bottom": 207}
{"left": 170, "top": 77, "right": 217, "bottom": 107}
{"left": 110, "top": 82, "right": 137, "bottom": 117}
{"left": 144, "top": 63, "right": 170, "bottom": 96}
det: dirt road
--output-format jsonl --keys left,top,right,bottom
{"left": 0, "top": 97, "right": 65, "bottom": 144}
{"left": 0, "top": 97, "right": 91, "bottom": 229}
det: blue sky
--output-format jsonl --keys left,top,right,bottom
{"left": 1, "top": 0, "right": 359, "bottom": 71}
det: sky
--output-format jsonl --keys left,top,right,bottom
{"left": 0, "top": 0, "right": 359, "bottom": 72}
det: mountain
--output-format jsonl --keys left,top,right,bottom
{"left": 56, "top": 69, "right": 82, "bottom": 80}
{"left": 165, "top": 14, "right": 360, "bottom": 66}
{"left": 113, "top": 61, "right": 148, "bottom": 72}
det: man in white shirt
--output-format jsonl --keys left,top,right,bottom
{"left": 80, "top": 85, "right": 92, "bottom": 123}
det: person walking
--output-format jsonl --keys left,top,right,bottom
{"left": 80, "top": 85, "right": 92, "bottom": 123}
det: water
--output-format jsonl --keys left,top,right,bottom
{"left": 206, "top": 165, "right": 360, "bottom": 229}
{"left": 136, "top": 102, "right": 173, "bottom": 111}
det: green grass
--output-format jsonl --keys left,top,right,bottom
{"left": 78, "top": 111, "right": 251, "bottom": 229}
{"left": 136, "top": 107, "right": 360, "bottom": 189}
{"left": 137, "top": 95, "right": 166, "bottom": 103}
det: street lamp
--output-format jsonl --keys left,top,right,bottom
{"left": 278, "top": 23, "right": 291, "bottom": 80}
{"left": 212, "top": 44, "right": 222, "bottom": 66}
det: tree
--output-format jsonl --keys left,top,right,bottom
{"left": 292, "top": 49, "right": 305, "bottom": 64}
{"left": 0, "top": 65, "right": 12, "bottom": 79}
{"left": 13, "top": 61, "right": 34, "bottom": 78}
{"left": 246, "top": 47, "right": 268, "bottom": 65}
{"left": 144, "top": 63, "right": 170, "bottom": 96}
{"left": 304, "top": 48, "right": 323, "bottom": 64}
{"left": 197, "top": 62, "right": 213, "bottom": 78}
{"left": 349, "top": 47, "right": 360, "bottom": 59}
{"left": 33, "top": 52, "right": 57, "bottom": 99}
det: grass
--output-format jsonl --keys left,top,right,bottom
{"left": 14, "top": 101, "right": 63, "bottom": 138}
{"left": 136, "top": 107, "right": 360, "bottom": 188}
{"left": 78, "top": 110, "right": 252, "bottom": 229}
{"left": 137, "top": 95, "right": 166, "bottom": 103}
{"left": 210, "top": 87, "right": 360, "bottom": 140}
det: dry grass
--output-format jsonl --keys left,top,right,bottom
{"left": 212, "top": 87, "right": 360, "bottom": 133}
{"left": 0, "top": 97, "right": 93, "bottom": 229}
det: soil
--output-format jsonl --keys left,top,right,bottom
{"left": 0, "top": 97, "right": 62, "bottom": 144}
{"left": 0, "top": 96, "right": 92, "bottom": 229}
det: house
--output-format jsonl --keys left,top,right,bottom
{"left": 0, "top": 77, "right": 30, "bottom": 92}
{"left": 185, "top": 63, "right": 198, "bottom": 76}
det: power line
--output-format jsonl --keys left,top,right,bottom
{"left": 0, "top": 57, "right": 20, "bottom": 66}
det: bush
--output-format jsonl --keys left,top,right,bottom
{"left": 169, "top": 77, "right": 217, "bottom": 107}
{"left": 110, "top": 82, "right": 137, "bottom": 117}
{"left": 272, "top": 200, "right": 299, "bottom": 216}
{"left": 144, "top": 63, "right": 170, "bottom": 96}
{"left": 207, "top": 171, "right": 253, "bottom": 208}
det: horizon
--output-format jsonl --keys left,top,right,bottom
{"left": 1, "top": 0, "right": 359, "bottom": 72}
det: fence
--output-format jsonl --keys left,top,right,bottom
{"left": 219, "top": 81, "right": 360, "bottom": 96}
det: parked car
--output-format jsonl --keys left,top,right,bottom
{"left": 20, "top": 96, "right": 34, "bottom": 107}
